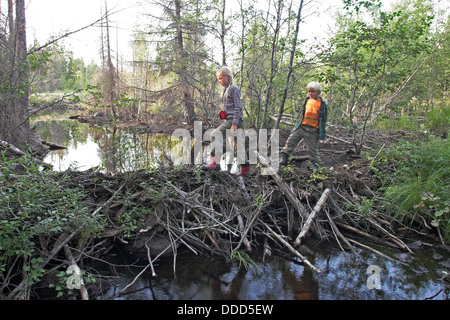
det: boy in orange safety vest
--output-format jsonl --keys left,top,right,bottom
{"left": 279, "top": 82, "right": 328, "bottom": 171}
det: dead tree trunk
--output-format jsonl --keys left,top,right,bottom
{"left": 174, "top": 0, "right": 197, "bottom": 125}
{"left": 101, "top": 0, "right": 118, "bottom": 118}
{"left": 0, "top": 0, "right": 41, "bottom": 152}
{"left": 220, "top": 0, "right": 227, "bottom": 66}
{"left": 261, "top": 0, "right": 283, "bottom": 129}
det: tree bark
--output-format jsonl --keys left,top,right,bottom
{"left": 102, "top": 0, "right": 118, "bottom": 117}
{"left": 174, "top": 0, "right": 196, "bottom": 125}
{"left": 294, "top": 188, "right": 331, "bottom": 246}
{"left": 0, "top": 0, "right": 39, "bottom": 152}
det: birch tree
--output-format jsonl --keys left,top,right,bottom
{"left": 321, "top": 0, "right": 434, "bottom": 153}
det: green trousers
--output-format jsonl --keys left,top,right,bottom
{"left": 281, "top": 124, "right": 321, "bottom": 165}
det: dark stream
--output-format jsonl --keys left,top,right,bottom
{"left": 33, "top": 118, "right": 449, "bottom": 300}
{"left": 97, "top": 243, "right": 449, "bottom": 300}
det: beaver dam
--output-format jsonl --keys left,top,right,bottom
{"left": 2, "top": 124, "right": 448, "bottom": 300}
{"left": 37, "top": 160, "right": 435, "bottom": 297}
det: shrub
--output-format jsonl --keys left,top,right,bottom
{"left": 373, "top": 136, "right": 449, "bottom": 242}
{"left": 425, "top": 106, "right": 450, "bottom": 131}
{"left": 0, "top": 152, "right": 105, "bottom": 290}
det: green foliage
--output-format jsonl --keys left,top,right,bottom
{"left": 117, "top": 205, "right": 149, "bottom": 238}
{"left": 346, "top": 197, "right": 374, "bottom": 222}
{"left": 231, "top": 250, "right": 261, "bottom": 275}
{"left": 372, "top": 135, "right": 449, "bottom": 241}
{"left": 375, "top": 115, "right": 421, "bottom": 132}
{"left": 23, "top": 257, "right": 45, "bottom": 286}
{"left": 375, "top": 106, "right": 449, "bottom": 132}
{"left": 116, "top": 178, "right": 175, "bottom": 237}
{"left": 49, "top": 267, "right": 96, "bottom": 298}
{"left": 0, "top": 152, "right": 105, "bottom": 275}
{"left": 320, "top": 0, "right": 434, "bottom": 127}
{"left": 425, "top": 106, "right": 450, "bottom": 131}
{"left": 30, "top": 43, "right": 100, "bottom": 93}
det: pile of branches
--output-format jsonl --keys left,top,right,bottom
{"left": 41, "top": 152, "right": 420, "bottom": 299}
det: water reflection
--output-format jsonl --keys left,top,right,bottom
{"left": 100, "top": 253, "right": 318, "bottom": 300}
{"left": 33, "top": 119, "right": 177, "bottom": 174}
{"left": 98, "top": 244, "right": 448, "bottom": 300}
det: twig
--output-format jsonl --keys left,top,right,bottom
{"left": 367, "top": 218, "right": 413, "bottom": 253}
{"left": 237, "top": 213, "right": 252, "bottom": 252}
{"left": 92, "top": 183, "right": 125, "bottom": 216}
{"left": 144, "top": 240, "right": 157, "bottom": 277}
{"left": 348, "top": 238, "right": 407, "bottom": 265}
{"left": 370, "top": 143, "right": 385, "bottom": 160}
{"left": 325, "top": 209, "right": 358, "bottom": 255}
{"left": 114, "top": 232, "right": 187, "bottom": 299}
{"left": 335, "top": 221, "right": 399, "bottom": 249}
{"left": 8, "top": 231, "right": 78, "bottom": 300}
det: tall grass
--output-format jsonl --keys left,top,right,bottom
{"left": 373, "top": 135, "right": 449, "bottom": 242}
{"left": 375, "top": 106, "right": 449, "bottom": 133}
{"left": 425, "top": 106, "right": 450, "bottom": 131}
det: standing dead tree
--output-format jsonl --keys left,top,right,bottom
{"left": 0, "top": 0, "right": 40, "bottom": 152}
{"left": 100, "top": 0, "right": 119, "bottom": 118}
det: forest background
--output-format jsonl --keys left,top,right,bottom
{"left": 18, "top": 0, "right": 450, "bottom": 142}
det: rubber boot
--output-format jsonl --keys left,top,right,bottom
{"left": 204, "top": 154, "right": 220, "bottom": 170}
{"left": 279, "top": 152, "right": 289, "bottom": 166}
{"left": 237, "top": 163, "right": 250, "bottom": 177}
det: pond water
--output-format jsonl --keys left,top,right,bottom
{"left": 33, "top": 118, "right": 177, "bottom": 173}
{"left": 33, "top": 118, "right": 449, "bottom": 300}
{"left": 97, "top": 242, "right": 449, "bottom": 300}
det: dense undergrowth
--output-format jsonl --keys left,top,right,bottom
{"left": 371, "top": 134, "right": 449, "bottom": 243}
{"left": 0, "top": 153, "right": 105, "bottom": 298}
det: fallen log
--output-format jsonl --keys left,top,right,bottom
{"left": 41, "top": 140, "right": 67, "bottom": 150}
{"left": 294, "top": 188, "right": 331, "bottom": 246}
{"left": 255, "top": 151, "right": 309, "bottom": 220}
{"left": 0, "top": 139, "right": 51, "bottom": 169}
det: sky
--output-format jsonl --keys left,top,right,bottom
{"left": 25, "top": 0, "right": 152, "bottom": 64}
{"left": 20, "top": 0, "right": 398, "bottom": 65}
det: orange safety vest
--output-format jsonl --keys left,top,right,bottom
{"left": 301, "top": 98, "right": 321, "bottom": 129}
